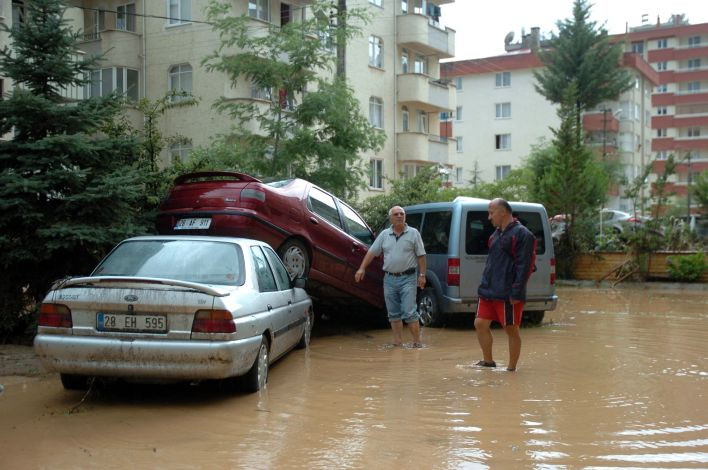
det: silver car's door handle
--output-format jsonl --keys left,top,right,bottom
{"left": 267, "top": 304, "right": 272, "bottom": 311}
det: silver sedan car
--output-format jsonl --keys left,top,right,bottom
{"left": 34, "top": 236, "right": 314, "bottom": 393}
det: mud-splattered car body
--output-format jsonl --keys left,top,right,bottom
{"left": 34, "top": 236, "right": 313, "bottom": 393}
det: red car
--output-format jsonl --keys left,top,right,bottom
{"left": 156, "top": 172, "right": 385, "bottom": 310}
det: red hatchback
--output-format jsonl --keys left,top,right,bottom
{"left": 156, "top": 172, "right": 385, "bottom": 310}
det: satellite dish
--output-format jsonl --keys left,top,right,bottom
{"left": 504, "top": 31, "right": 515, "bottom": 45}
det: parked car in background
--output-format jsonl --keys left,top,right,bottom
{"left": 34, "top": 236, "right": 313, "bottom": 393}
{"left": 156, "top": 172, "right": 385, "bottom": 312}
{"left": 403, "top": 197, "right": 557, "bottom": 327}
{"left": 597, "top": 208, "right": 645, "bottom": 234}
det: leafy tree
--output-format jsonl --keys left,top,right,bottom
{"left": 692, "top": 170, "right": 708, "bottom": 214}
{"left": 356, "top": 166, "right": 442, "bottom": 229}
{"left": 202, "top": 0, "right": 384, "bottom": 199}
{"left": 0, "top": 0, "right": 146, "bottom": 341}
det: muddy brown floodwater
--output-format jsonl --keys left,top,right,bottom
{"left": 1, "top": 285, "right": 706, "bottom": 469}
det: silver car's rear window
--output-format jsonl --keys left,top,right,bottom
{"left": 92, "top": 240, "right": 246, "bottom": 286}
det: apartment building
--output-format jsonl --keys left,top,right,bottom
{"left": 442, "top": 29, "right": 659, "bottom": 213}
{"left": 618, "top": 15, "right": 708, "bottom": 214}
{"left": 2, "top": 0, "right": 456, "bottom": 198}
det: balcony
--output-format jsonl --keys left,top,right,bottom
{"left": 397, "top": 14, "right": 454, "bottom": 58}
{"left": 653, "top": 91, "right": 708, "bottom": 107}
{"left": 397, "top": 74, "right": 453, "bottom": 112}
{"left": 583, "top": 112, "right": 620, "bottom": 132}
{"left": 397, "top": 132, "right": 450, "bottom": 165}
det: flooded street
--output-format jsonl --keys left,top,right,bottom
{"left": 1, "top": 285, "right": 706, "bottom": 468}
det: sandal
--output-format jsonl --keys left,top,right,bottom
{"left": 475, "top": 360, "right": 496, "bottom": 367}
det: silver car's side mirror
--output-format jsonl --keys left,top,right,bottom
{"left": 292, "top": 277, "right": 307, "bottom": 289}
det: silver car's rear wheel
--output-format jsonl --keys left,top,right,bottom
{"left": 242, "top": 337, "right": 269, "bottom": 393}
{"left": 278, "top": 239, "right": 310, "bottom": 279}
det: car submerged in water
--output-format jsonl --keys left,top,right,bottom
{"left": 34, "top": 236, "right": 313, "bottom": 393}
{"left": 156, "top": 172, "right": 385, "bottom": 312}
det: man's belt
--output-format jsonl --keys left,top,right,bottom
{"left": 384, "top": 268, "right": 416, "bottom": 276}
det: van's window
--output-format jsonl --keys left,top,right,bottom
{"left": 466, "top": 212, "right": 494, "bottom": 255}
{"left": 406, "top": 212, "right": 422, "bottom": 231}
{"left": 465, "top": 211, "right": 546, "bottom": 255}
{"left": 515, "top": 211, "right": 546, "bottom": 254}
{"left": 421, "top": 210, "right": 452, "bottom": 254}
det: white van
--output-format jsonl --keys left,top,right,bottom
{"left": 403, "top": 197, "right": 557, "bottom": 326}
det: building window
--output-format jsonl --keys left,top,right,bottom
{"left": 414, "top": 54, "right": 427, "bottom": 74}
{"left": 402, "top": 106, "right": 409, "bottom": 131}
{"left": 369, "top": 159, "right": 383, "bottom": 189}
{"left": 454, "top": 77, "right": 462, "bottom": 91}
{"left": 248, "top": 0, "right": 269, "bottom": 21}
{"left": 456, "top": 136, "right": 463, "bottom": 153}
{"left": 657, "top": 128, "right": 667, "bottom": 137}
{"left": 369, "top": 0, "right": 383, "bottom": 6}
{"left": 656, "top": 84, "right": 668, "bottom": 93}
{"left": 656, "top": 151, "right": 668, "bottom": 160}
{"left": 657, "top": 106, "right": 668, "bottom": 115}
{"left": 12, "top": 0, "right": 26, "bottom": 29}
{"left": 170, "top": 141, "right": 193, "bottom": 164}
{"left": 368, "top": 36, "right": 383, "bottom": 68}
{"left": 688, "top": 36, "right": 700, "bottom": 48}
{"left": 657, "top": 61, "right": 667, "bottom": 71}
{"left": 631, "top": 41, "right": 644, "bottom": 54}
{"left": 495, "top": 165, "right": 511, "bottom": 181}
{"left": 401, "top": 49, "right": 409, "bottom": 73}
{"left": 88, "top": 67, "right": 139, "bottom": 101}
{"left": 688, "top": 127, "right": 700, "bottom": 137}
{"left": 455, "top": 106, "right": 462, "bottom": 121}
{"left": 169, "top": 63, "right": 192, "bottom": 101}
{"left": 657, "top": 38, "right": 668, "bottom": 49}
{"left": 455, "top": 167, "right": 463, "bottom": 183}
{"left": 117, "top": 4, "right": 136, "bottom": 31}
{"left": 688, "top": 58, "right": 701, "bottom": 69}
{"left": 369, "top": 97, "right": 383, "bottom": 128}
{"left": 495, "top": 71, "right": 510, "bottom": 87}
{"left": 495, "top": 134, "right": 510, "bottom": 150}
{"left": 251, "top": 85, "right": 272, "bottom": 101}
{"left": 495, "top": 102, "right": 511, "bottom": 119}
{"left": 687, "top": 81, "right": 701, "bottom": 93}
{"left": 416, "top": 110, "right": 427, "bottom": 133}
{"left": 168, "top": 0, "right": 191, "bottom": 25}
{"left": 401, "top": 0, "right": 408, "bottom": 13}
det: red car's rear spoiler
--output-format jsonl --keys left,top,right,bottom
{"left": 174, "top": 171, "right": 262, "bottom": 185}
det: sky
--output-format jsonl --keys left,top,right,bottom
{"left": 439, "top": 0, "right": 708, "bottom": 60}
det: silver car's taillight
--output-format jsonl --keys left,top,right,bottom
{"left": 192, "top": 310, "right": 236, "bottom": 333}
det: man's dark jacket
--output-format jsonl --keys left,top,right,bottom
{"left": 478, "top": 219, "right": 536, "bottom": 302}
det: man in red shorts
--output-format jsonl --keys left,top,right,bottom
{"left": 474, "top": 198, "right": 536, "bottom": 371}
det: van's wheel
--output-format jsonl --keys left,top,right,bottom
{"left": 278, "top": 239, "right": 310, "bottom": 279}
{"left": 418, "top": 287, "right": 442, "bottom": 327}
{"left": 60, "top": 373, "right": 90, "bottom": 391}
{"left": 296, "top": 308, "right": 314, "bottom": 349}
{"left": 241, "top": 336, "right": 269, "bottom": 393}
{"left": 522, "top": 311, "right": 544, "bottom": 326}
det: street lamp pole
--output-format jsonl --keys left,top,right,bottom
{"left": 686, "top": 152, "right": 692, "bottom": 220}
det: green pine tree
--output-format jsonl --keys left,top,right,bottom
{"left": 0, "top": 0, "right": 147, "bottom": 340}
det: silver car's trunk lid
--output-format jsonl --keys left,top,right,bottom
{"left": 47, "top": 278, "right": 229, "bottom": 340}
